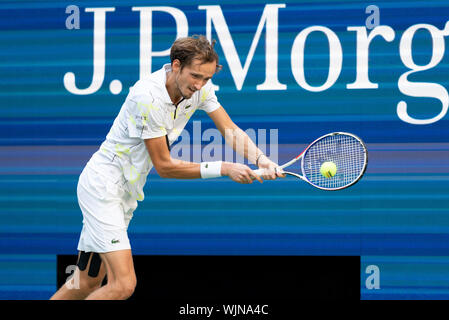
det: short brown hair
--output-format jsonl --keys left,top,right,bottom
{"left": 170, "top": 35, "right": 222, "bottom": 72}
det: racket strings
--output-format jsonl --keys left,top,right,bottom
{"left": 302, "top": 134, "right": 366, "bottom": 190}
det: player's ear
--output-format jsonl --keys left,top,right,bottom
{"left": 172, "top": 59, "right": 181, "bottom": 73}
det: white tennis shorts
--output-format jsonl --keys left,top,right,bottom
{"left": 76, "top": 165, "right": 137, "bottom": 253}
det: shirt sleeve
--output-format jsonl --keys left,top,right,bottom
{"left": 197, "top": 81, "right": 221, "bottom": 113}
{"left": 126, "top": 94, "right": 167, "bottom": 140}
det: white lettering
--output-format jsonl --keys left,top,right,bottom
{"left": 61, "top": 7, "right": 449, "bottom": 125}
{"left": 63, "top": 7, "right": 115, "bottom": 95}
{"left": 397, "top": 22, "right": 449, "bottom": 124}
{"left": 347, "top": 26, "right": 395, "bottom": 89}
{"left": 291, "top": 26, "right": 342, "bottom": 92}
{"left": 132, "top": 7, "right": 188, "bottom": 79}
{"left": 199, "top": 4, "right": 287, "bottom": 91}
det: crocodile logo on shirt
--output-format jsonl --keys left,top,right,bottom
{"left": 111, "top": 239, "right": 120, "bottom": 244}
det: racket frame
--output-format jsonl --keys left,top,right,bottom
{"left": 258, "top": 132, "right": 368, "bottom": 191}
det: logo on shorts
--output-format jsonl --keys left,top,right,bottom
{"left": 111, "top": 239, "right": 120, "bottom": 244}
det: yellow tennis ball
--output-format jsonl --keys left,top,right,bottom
{"left": 320, "top": 161, "right": 337, "bottom": 178}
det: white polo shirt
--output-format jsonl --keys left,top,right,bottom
{"left": 86, "top": 63, "right": 221, "bottom": 202}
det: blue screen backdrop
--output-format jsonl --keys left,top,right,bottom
{"left": 0, "top": 0, "right": 448, "bottom": 299}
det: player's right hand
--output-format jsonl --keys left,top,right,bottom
{"left": 256, "top": 155, "right": 286, "bottom": 180}
{"left": 222, "top": 162, "right": 263, "bottom": 184}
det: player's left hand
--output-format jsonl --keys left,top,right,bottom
{"left": 257, "top": 155, "right": 286, "bottom": 180}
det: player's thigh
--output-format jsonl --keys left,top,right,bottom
{"left": 75, "top": 251, "right": 107, "bottom": 290}
{"left": 99, "top": 249, "right": 136, "bottom": 285}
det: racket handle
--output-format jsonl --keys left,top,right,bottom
{"left": 253, "top": 168, "right": 265, "bottom": 176}
{"left": 253, "top": 167, "right": 285, "bottom": 177}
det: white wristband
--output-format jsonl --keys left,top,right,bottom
{"left": 200, "top": 161, "right": 222, "bottom": 179}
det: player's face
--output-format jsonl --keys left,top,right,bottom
{"left": 174, "top": 59, "right": 216, "bottom": 99}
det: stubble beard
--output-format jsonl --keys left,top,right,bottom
{"left": 175, "top": 73, "right": 191, "bottom": 100}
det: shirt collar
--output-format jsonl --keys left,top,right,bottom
{"left": 160, "top": 63, "right": 174, "bottom": 105}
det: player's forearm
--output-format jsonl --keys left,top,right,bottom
{"left": 156, "top": 159, "right": 201, "bottom": 179}
{"left": 223, "top": 127, "right": 263, "bottom": 164}
{"left": 157, "top": 159, "right": 235, "bottom": 179}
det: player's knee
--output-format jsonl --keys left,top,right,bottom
{"left": 111, "top": 275, "right": 136, "bottom": 299}
{"left": 120, "top": 275, "right": 137, "bottom": 299}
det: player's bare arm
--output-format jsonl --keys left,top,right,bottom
{"left": 144, "top": 136, "right": 262, "bottom": 184}
{"left": 208, "top": 106, "right": 285, "bottom": 180}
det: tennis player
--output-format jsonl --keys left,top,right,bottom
{"left": 50, "top": 35, "right": 283, "bottom": 300}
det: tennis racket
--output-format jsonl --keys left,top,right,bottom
{"left": 254, "top": 132, "right": 368, "bottom": 191}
